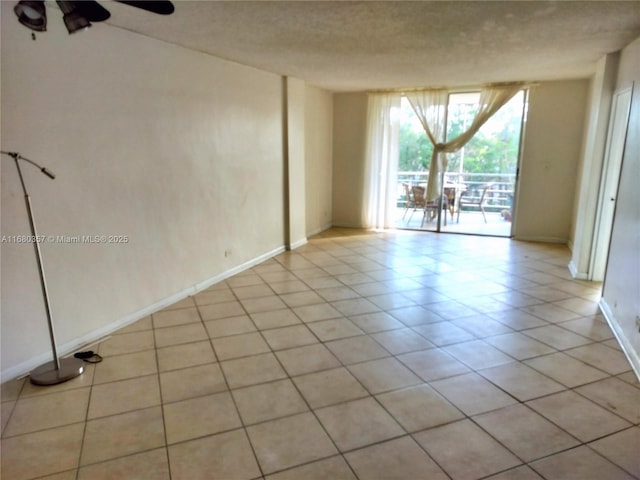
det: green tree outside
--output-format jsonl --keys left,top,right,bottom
{"left": 399, "top": 93, "right": 524, "bottom": 181}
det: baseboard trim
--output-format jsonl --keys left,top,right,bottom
{"left": 512, "top": 235, "right": 568, "bottom": 244}
{"left": 288, "top": 237, "right": 308, "bottom": 250}
{"left": 1, "top": 245, "right": 287, "bottom": 383}
{"left": 566, "top": 238, "right": 575, "bottom": 253}
{"left": 329, "top": 221, "right": 365, "bottom": 229}
{"left": 306, "top": 223, "right": 334, "bottom": 238}
{"left": 599, "top": 298, "right": 640, "bottom": 381}
{"left": 568, "top": 260, "right": 589, "bottom": 280}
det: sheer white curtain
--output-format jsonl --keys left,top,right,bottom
{"left": 362, "top": 93, "right": 402, "bottom": 229}
{"left": 404, "top": 89, "right": 448, "bottom": 204}
{"left": 406, "top": 83, "right": 524, "bottom": 202}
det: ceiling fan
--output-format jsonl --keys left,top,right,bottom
{"left": 14, "top": 1, "right": 175, "bottom": 34}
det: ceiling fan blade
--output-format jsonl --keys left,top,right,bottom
{"left": 73, "top": 0, "right": 111, "bottom": 21}
{"left": 114, "top": 1, "right": 175, "bottom": 15}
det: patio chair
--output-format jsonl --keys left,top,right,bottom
{"left": 457, "top": 183, "right": 493, "bottom": 223}
{"left": 412, "top": 185, "right": 448, "bottom": 227}
{"left": 402, "top": 183, "right": 416, "bottom": 219}
{"left": 444, "top": 185, "right": 458, "bottom": 218}
{"left": 407, "top": 185, "right": 426, "bottom": 221}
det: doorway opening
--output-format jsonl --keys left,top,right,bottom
{"left": 589, "top": 87, "right": 632, "bottom": 281}
{"left": 396, "top": 90, "right": 527, "bottom": 236}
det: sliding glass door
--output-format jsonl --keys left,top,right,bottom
{"left": 396, "top": 90, "right": 527, "bottom": 236}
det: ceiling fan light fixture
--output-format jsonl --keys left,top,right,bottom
{"left": 62, "top": 10, "right": 91, "bottom": 33}
{"left": 14, "top": 0, "right": 47, "bottom": 32}
{"left": 56, "top": 1, "right": 91, "bottom": 34}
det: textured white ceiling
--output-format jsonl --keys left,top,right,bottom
{"left": 78, "top": 1, "right": 640, "bottom": 91}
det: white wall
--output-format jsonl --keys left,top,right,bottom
{"left": 1, "top": 5, "right": 288, "bottom": 379}
{"left": 601, "top": 82, "right": 640, "bottom": 379}
{"left": 616, "top": 36, "right": 640, "bottom": 91}
{"left": 304, "top": 86, "right": 333, "bottom": 236}
{"left": 512, "top": 80, "right": 589, "bottom": 242}
{"left": 332, "top": 93, "right": 368, "bottom": 227}
{"left": 601, "top": 36, "right": 640, "bottom": 378}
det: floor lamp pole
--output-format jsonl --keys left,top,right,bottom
{"left": 2, "top": 151, "right": 84, "bottom": 385}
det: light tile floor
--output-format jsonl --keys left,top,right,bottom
{"left": 2, "top": 228, "right": 639, "bottom": 480}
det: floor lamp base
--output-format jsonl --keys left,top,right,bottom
{"left": 30, "top": 357, "right": 85, "bottom": 386}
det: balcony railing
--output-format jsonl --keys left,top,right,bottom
{"left": 397, "top": 171, "right": 516, "bottom": 213}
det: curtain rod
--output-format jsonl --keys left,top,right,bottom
{"left": 366, "top": 81, "right": 540, "bottom": 95}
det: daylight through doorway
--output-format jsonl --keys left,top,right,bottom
{"left": 397, "top": 90, "right": 527, "bottom": 236}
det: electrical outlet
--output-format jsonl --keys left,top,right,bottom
{"left": 224, "top": 249, "right": 232, "bottom": 257}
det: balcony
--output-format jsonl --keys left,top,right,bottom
{"left": 396, "top": 171, "right": 515, "bottom": 236}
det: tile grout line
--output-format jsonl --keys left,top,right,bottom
{"left": 199, "top": 278, "right": 268, "bottom": 479}
{"left": 149, "top": 309, "right": 174, "bottom": 480}
{"left": 2, "top": 229, "right": 639, "bottom": 479}
{"left": 247, "top": 263, "right": 360, "bottom": 479}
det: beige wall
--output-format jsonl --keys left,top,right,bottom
{"left": 304, "top": 86, "right": 334, "bottom": 236}
{"left": 286, "top": 77, "right": 307, "bottom": 248}
{"left": 332, "top": 93, "right": 368, "bottom": 227}
{"left": 514, "top": 80, "right": 590, "bottom": 242}
{"left": 1, "top": 5, "right": 287, "bottom": 378}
